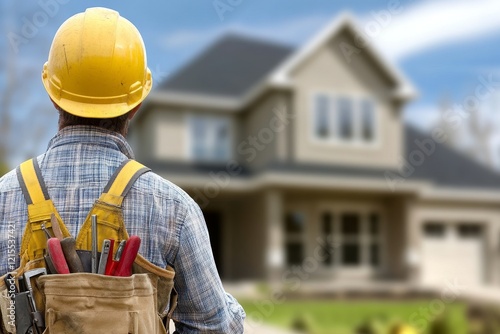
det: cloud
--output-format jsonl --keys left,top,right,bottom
{"left": 371, "top": 0, "right": 500, "bottom": 60}
{"left": 404, "top": 104, "right": 441, "bottom": 130}
{"left": 160, "top": 15, "right": 329, "bottom": 51}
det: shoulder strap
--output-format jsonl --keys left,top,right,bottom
{"left": 98, "top": 159, "right": 151, "bottom": 207}
{"left": 16, "top": 159, "right": 50, "bottom": 205}
{"left": 75, "top": 160, "right": 151, "bottom": 250}
{"left": 16, "top": 159, "right": 71, "bottom": 262}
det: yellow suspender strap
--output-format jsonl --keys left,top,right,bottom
{"left": 98, "top": 160, "right": 151, "bottom": 207}
{"left": 16, "top": 159, "right": 71, "bottom": 262}
{"left": 17, "top": 159, "right": 50, "bottom": 205}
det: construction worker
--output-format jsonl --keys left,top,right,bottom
{"left": 0, "top": 7, "right": 245, "bottom": 333}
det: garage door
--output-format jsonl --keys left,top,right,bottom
{"left": 421, "top": 222, "right": 485, "bottom": 287}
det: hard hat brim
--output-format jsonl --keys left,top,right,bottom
{"left": 42, "top": 68, "right": 153, "bottom": 119}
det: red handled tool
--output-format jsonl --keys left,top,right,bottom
{"left": 114, "top": 236, "right": 141, "bottom": 277}
{"left": 105, "top": 240, "right": 125, "bottom": 276}
{"left": 47, "top": 238, "right": 70, "bottom": 274}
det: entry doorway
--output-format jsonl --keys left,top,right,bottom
{"left": 203, "top": 211, "right": 225, "bottom": 278}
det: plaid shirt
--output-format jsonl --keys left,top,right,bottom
{"left": 0, "top": 126, "right": 245, "bottom": 334}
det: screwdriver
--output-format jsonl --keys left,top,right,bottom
{"left": 91, "top": 215, "right": 98, "bottom": 274}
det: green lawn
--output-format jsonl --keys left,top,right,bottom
{"left": 240, "top": 299, "right": 468, "bottom": 334}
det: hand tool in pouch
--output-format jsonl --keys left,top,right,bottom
{"left": 105, "top": 239, "right": 125, "bottom": 275}
{"left": 91, "top": 214, "right": 98, "bottom": 273}
{"left": 47, "top": 238, "right": 70, "bottom": 274}
{"left": 61, "top": 237, "right": 84, "bottom": 273}
{"left": 15, "top": 268, "right": 46, "bottom": 334}
{"left": 97, "top": 239, "right": 111, "bottom": 274}
{"left": 114, "top": 236, "right": 141, "bottom": 277}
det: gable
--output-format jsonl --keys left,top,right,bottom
{"left": 290, "top": 26, "right": 399, "bottom": 97}
{"left": 270, "top": 13, "right": 416, "bottom": 101}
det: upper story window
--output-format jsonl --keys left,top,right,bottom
{"left": 313, "top": 93, "right": 377, "bottom": 144}
{"left": 190, "top": 115, "right": 231, "bottom": 162}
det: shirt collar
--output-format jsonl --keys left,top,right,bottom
{"left": 46, "top": 125, "right": 135, "bottom": 159}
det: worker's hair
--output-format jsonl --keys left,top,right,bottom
{"left": 57, "top": 107, "right": 131, "bottom": 135}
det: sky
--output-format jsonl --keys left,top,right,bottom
{"left": 2, "top": 0, "right": 500, "bottom": 165}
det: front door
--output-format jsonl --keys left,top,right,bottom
{"left": 203, "top": 211, "right": 224, "bottom": 278}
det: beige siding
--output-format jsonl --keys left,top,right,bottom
{"left": 290, "top": 29, "right": 402, "bottom": 169}
{"left": 240, "top": 93, "right": 291, "bottom": 169}
{"left": 230, "top": 194, "right": 268, "bottom": 280}
{"left": 384, "top": 198, "right": 409, "bottom": 279}
{"left": 154, "top": 109, "right": 188, "bottom": 161}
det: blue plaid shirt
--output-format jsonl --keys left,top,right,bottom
{"left": 0, "top": 126, "right": 245, "bottom": 334}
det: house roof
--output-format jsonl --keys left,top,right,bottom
{"left": 159, "top": 33, "right": 294, "bottom": 98}
{"left": 404, "top": 126, "right": 500, "bottom": 189}
{"left": 154, "top": 13, "right": 417, "bottom": 109}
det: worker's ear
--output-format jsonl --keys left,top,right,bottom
{"left": 127, "top": 103, "right": 142, "bottom": 120}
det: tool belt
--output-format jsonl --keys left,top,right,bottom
{"left": 0, "top": 159, "right": 177, "bottom": 334}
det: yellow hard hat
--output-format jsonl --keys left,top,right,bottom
{"left": 42, "top": 7, "right": 152, "bottom": 118}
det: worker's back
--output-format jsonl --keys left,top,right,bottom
{"left": 0, "top": 126, "right": 187, "bottom": 272}
{"left": 0, "top": 125, "right": 245, "bottom": 333}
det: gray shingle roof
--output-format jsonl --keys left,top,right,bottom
{"left": 405, "top": 125, "right": 500, "bottom": 189}
{"left": 159, "top": 33, "right": 294, "bottom": 97}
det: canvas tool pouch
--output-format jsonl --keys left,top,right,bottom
{"left": 0, "top": 159, "right": 177, "bottom": 334}
{"left": 38, "top": 273, "right": 163, "bottom": 334}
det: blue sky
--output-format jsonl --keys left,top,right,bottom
{"left": 2, "top": 0, "right": 500, "bottom": 164}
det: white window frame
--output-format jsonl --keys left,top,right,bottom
{"left": 309, "top": 90, "right": 379, "bottom": 148}
{"left": 187, "top": 113, "right": 233, "bottom": 162}
{"left": 316, "top": 203, "right": 385, "bottom": 277}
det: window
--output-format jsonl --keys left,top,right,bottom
{"left": 321, "top": 213, "right": 334, "bottom": 265}
{"left": 457, "top": 224, "right": 482, "bottom": 238}
{"left": 312, "top": 94, "right": 376, "bottom": 144}
{"left": 342, "top": 243, "right": 360, "bottom": 265}
{"left": 285, "top": 243, "right": 303, "bottom": 266}
{"left": 284, "top": 212, "right": 306, "bottom": 266}
{"left": 361, "top": 100, "right": 375, "bottom": 141}
{"left": 423, "top": 223, "right": 445, "bottom": 238}
{"left": 338, "top": 98, "right": 354, "bottom": 140}
{"left": 341, "top": 213, "right": 360, "bottom": 236}
{"left": 314, "top": 95, "right": 331, "bottom": 138}
{"left": 320, "top": 210, "right": 382, "bottom": 269}
{"left": 190, "top": 116, "right": 231, "bottom": 162}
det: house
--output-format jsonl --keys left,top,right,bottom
{"left": 130, "top": 14, "right": 500, "bottom": 289}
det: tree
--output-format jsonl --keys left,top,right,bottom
{"left": 437, "top": 93, "right": 495, "bottom": 169}
{"left": 0, "top": 1, "right": 56, "bottom": 173}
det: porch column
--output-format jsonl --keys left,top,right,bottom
{"left": 405, "top": 199, "right": 421, "bottom": 285}
{"left": 264, "top": 190, "right": 285, "bottom": 281}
